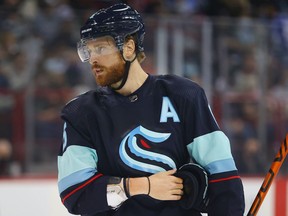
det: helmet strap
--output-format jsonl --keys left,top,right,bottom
{"left": 110, "top": 54, "right": 137, "bottom": 91}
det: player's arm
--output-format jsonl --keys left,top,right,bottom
{"left": 185, "top": 87, "right": 245, "bottom": 215}
{"left": 58, "top": 120, "right": 112, "bottom": 215}
{"left": 128, "top": 170, "right": 183, "bottom": 201}
{"left": 59, "top": 115, "right": 187, "bottom": 214}
{"left": 58, "top": 120, "right": 139, "bottom": 213}
{"left": 188, "top": 131, "right": 245, "bottom": 215}
{"left": 107, "top": 170, "right": 184, "bottom": 206}
{"left": 58, "top": 121, "right": 182, "bottom": 215}
{"left": 188, "top": 137, "right": 245, "bottom": 215}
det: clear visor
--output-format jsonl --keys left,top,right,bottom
{"left": 77, "top": 36, "right": 119, "bottom": 62}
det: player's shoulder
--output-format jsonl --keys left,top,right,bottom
{"left": 153, "top": 74, "right": 201, "bottom": 88}
{"left": 63, "top": 90, "right": 90, "bottom": 108}
{"left": 152, "top": 74, "right": 204, "bottom": 98}
{"left": 61, "top": 87, "right": 109, "bottom": 117}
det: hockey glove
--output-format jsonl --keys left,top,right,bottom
{"left": 174, "top": 163, "right": 208, "bottom": 210}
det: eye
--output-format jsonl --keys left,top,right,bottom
{"left": 95, "top": 46, "right": 106, "bottom": 54}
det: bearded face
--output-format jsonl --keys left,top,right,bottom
{"left": 86, "top": 36, "right": 126, "bottom": 87}
{"left": 91, "top": 51, "right": 126, "bottom": 87}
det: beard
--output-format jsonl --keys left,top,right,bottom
{"left": 92, "top": 55, "right": 126, "bottom": 87}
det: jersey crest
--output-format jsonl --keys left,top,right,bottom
{"left": 119, "top": 126, "right": 176, "bottom": 173}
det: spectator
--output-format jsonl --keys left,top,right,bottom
{"left": 232, "top": 53, "right": 259, "bottom": 93}
{"left": 6, "top": 51, "right": 34, "bottom": 91}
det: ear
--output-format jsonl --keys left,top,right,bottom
{"left": 123, "top": 38, "right": 136, "bottom": 61}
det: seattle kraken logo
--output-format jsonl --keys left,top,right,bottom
{"left": 119, "top": 126, "right": 176, "bottom": 173}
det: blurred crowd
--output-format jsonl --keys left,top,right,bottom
{"left": 0, "top": 0, "right": 288, "bottom": 176}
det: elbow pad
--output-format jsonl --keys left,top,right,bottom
{"left": 174, "top": 163, "right": 208, "bottom": 210}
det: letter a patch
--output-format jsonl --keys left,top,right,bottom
{"left": 160, "top": 97, "right": 180, "bottom": 123}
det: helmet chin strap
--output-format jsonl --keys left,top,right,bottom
{"left": 110, "top": 54, "right": 137, "bottom": 91}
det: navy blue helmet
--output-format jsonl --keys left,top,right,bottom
{"left": 78, "top": 3, "right": 145, "bottom": 62}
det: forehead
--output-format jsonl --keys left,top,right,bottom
{"left": 85, "top": 36, "right": 116, "bottom": 46}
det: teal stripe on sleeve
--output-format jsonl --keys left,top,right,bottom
{"left": 187, "top": 131, "right": 237, "bottom": 174}
{"left": 58, "top": 168, "right": 96, "bottom": 193}
{"left": 58, "top": 145, "right": 98, "bottom": 185}
{"left": 204, "top": 158, "right": 237, "bottom": 174}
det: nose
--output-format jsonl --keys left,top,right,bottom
{"left": 89, "top": 54, "right": 98, "bottom": 65}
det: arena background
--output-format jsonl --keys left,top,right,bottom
{"left": 0, "top": 0, "right": 287, "bottom": 215}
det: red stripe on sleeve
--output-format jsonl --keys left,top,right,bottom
{"left": 209, "top": 175, "right": 240, "bottom": 183}
{"left": 62, "top": 173, "right": 103, "bottom": 203}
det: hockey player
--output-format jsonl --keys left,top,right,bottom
{"left": 58, "top": 3, "right": 245, "bottom": 216}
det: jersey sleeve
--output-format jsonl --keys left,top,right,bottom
{"left": 184, "top": 86, "right": 245, "bottom": 215}
{"left": 57, "top": 97, "right": 111, "bottom": 215}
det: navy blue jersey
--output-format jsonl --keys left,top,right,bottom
{"left": 58, "top": 74, "right": 244, "bottom": 216}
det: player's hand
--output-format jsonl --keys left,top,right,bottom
{"left": 148, "top": 169, "right": 183, "bottom": 201}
